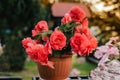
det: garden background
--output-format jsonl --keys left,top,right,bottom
{"left": 0, "top": 0, "right": 119, "bottom": 80}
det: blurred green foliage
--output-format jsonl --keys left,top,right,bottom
{"left": 0, "top": 0, "right": 51, "bottom": 71}
{"left": 89, "top": 0, "right": 120, "bottom": 45}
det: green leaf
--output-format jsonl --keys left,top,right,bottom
{"left": 51, "top": 50, "right": 64, "bottom": 57}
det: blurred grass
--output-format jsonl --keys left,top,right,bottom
{"left": 0, "top": 56, "right": 97, "bottom": 80}
{"left": 0, "top": 60, "right": 39, "bottom": 80}
{"left": 73, "top": 62, "right": 96, "bottom": 75}
{"left": 72, "top": 55, "right": 97, "bottom": 75}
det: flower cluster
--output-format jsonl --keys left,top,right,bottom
{"left": 22, "top": 6, "right": 97, "bottom": 68}
{"left": 94, "top": 37, "right": 120, "bottom": 66}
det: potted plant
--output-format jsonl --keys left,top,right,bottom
{"left": 22, "top": 6, "right": 98, "bottom": 80}
{"left": 90, "top": 37, "right": 120, "bottom": 80}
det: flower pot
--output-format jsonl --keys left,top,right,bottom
{"left": 37, "top": 54, "right": 72, "bottom": 80}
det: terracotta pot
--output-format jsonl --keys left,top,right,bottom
{"left": 37, "top": 54, "right": 72, "bottom": 80}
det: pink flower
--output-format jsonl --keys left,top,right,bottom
{"left": 75, "top": 25, "right": 82, "bottom": 33}
{"left": 94, "top": 36, "right": 120, "bottom": 67}
{"left": 22, "top": 37, "right": 37, "bottom": 48}
{"left": 32, "top": 29, "right": 39, "bottom": 37}
{"left": 69, "top": 6, "right": 85, "bottom": 22}
{"left": 39, "top": 52, "right": 49, "bottom": 65}
{"left": 32, "top": 21, "right": 48, "bottom": 37}
{"left": 26, "top": 44, "right": 48, "bottom": 64}
{"left": 98, "top": 53, "right": 109, "bottom": 66}
{"left": 70, "top": 33, "right": 89, "bottom": 56}
{"left": 97, "top": 46, "right": 109, "bottom": 53}
{"left": 87, "top": 35, "right": 98, "bottom": 53}
{"left": 108, "top": 47, "right": 119, "bottom": 56}
{"left": 61, "top": 13, "right": 72, "bottom": 24}
{"left": 50, "top": 30, "right": 66, "bottom": 50}
{"left": 81, "top": 18, "right": 88, "bottom": 26}
{"left": 75, "top": 25, "right": 90, "bottom": 36}
{"left": 94, "top": 50, "right": 103, "bottom": 59}
{"left": 45, "top": 41, "right": 52, "bottom": 54}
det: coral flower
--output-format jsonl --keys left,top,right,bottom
{"left": 50, "top": 30, "right": 66, "bottom": 50}
{"left": 22, "top": 37, "right": 37, "bottom": 48}
{"left": 61, "top": 13, "right": 72, "bottom": 24}
{"left": 32, "top": 21, "right": 48, "bottom": 37}
{"left": 70, "top": 33, "right": 89, "bottom": 56}
{"left": 69, "top": 6, "right": 85, "bottom": 22}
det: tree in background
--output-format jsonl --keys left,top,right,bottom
{"left": 86, "top": 0, "right": 120, "bottom": 45}
{"left": 0, "top": 0, "right": 51, "bottom": 71}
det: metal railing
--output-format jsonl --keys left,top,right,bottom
{"left": 32, "top": 76, "right": 90, "bottom": 80}
{"left": 0, "top": 76, "right": 22, "bottom": 80}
